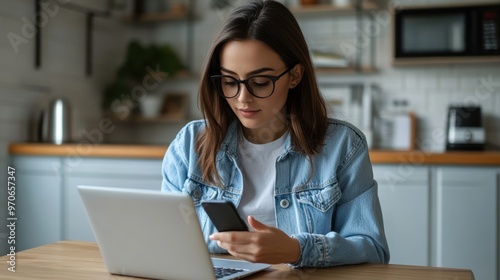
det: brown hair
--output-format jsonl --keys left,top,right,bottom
{"left": 196, "top": 0, "right": 328, "bottom": 187}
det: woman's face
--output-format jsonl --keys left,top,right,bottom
{"left": 219, "top": 40, "right": 300, "bottom": 144}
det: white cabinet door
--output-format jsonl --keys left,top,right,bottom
{"left": 433, "top": 167, "right": 498, "bottom": 280}
{"left": 64, "top": 158, "right": 163, "bottom": 241}
{"left": 374, "top": 165, "right": 430, "bottom": 266}
{"left": 11, "top": 156, "right": 63, "bottom": 252}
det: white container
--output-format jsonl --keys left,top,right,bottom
{"left": 375, "top": 112, "right": 415, "bottom": 151}
{"left": 332, "top": 0, "right": 352, "bottom": 6}
{"left": 139, "top": 95, "right": 164, "bottom": 118}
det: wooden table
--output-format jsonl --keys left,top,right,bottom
{"left": 0, "top": 241, "right": 475, "bottom": 280}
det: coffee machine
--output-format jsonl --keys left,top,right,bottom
{"left": 446, "top": 105, "right": 485, "bottom": 151}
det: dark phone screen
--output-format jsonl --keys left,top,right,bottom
{"left": 201, "top": 200, "right": 249, "bottom": 232}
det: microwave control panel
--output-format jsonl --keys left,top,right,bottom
{"left": 482, "top": 10, "right": 499, "bottom": 51}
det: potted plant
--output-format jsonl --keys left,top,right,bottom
{"left": 102, "top": 40, "right": 184, "bottom": 117}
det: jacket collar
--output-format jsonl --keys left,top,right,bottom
{"left": 218, "top": 121, "right": 296, "bottom": 161}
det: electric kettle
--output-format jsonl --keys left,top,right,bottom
{"left": 37, "top": 97, "right": 72, "bottom": 144}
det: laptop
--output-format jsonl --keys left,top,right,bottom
{"left": 78, "top": 185, "right": 270, "bottom": 280}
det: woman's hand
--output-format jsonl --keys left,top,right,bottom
{"left": 209, "top": 216, "right": 301, "bottom": 264}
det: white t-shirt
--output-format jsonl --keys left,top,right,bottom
{"left": 236, "top": 131, "right": 287, "bottom": 228}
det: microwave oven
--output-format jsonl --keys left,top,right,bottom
{"left": 394, "top": 3, "right": 500, "bottom": 58}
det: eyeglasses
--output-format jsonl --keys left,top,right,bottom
{"left": 210, "top": 65, "right": 295, "bottom": 99}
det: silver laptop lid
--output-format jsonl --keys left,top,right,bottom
{"left": 78, "top": 185, "right": 216, "bottom": 280}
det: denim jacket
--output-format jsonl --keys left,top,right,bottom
{"left": 161, "top": 119, "right": 390, "bottom": 267}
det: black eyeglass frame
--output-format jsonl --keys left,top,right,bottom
{"left": 210, "top": 65, "right": 296, "bottom": 99}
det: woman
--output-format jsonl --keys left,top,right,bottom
{"left": 161, "top": 0, "right": 389, "bottom": 267}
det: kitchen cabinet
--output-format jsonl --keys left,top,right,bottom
{"left": 11, "top": 156, "right": 64, "bottom": 252}
{"left": 374, "top": 164, "right": 499, "bottom": 280}
{"left": 9, "top": 155, "right": 163, "bottom": 251}
{"left": 432, "top": 167, "right": 498, "bottom": 280}
{"left": 374, "top": 165, "right": 430, "bottom": 266}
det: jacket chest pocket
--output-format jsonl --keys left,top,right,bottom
{"left": 183, "top": 179, "right": 219, "bottom": 206}
{"left": 295, "top": 183, "right": 341, "bottom": 213}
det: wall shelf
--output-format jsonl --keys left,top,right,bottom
{"left": 108, "top": 114, "right": 187, "bottom": 124}
{"left": 395, "top": 1, "right": 499, "bottom": 10}
{"left": 123, "top": 0, "right": 194, "bottom": 23}
{"left": 290, "top": 0, "right": 379, "bottom": 74}
{"left": 122, "top": 10, "right": 190, "bottom": 23}
{"left": 148, "top": 70, "right": 197, "bottom": 81}
{"left": 315, "top": 66, "right": 378, "bottom": 75}
{"left": 124, "top": 0, "right": 196, "bottom": 71}
{"left": 290, "top": 2, "right": 378, "bottom": 15}
{"left": 393, "top": 56, "right": 500, "bottom": 66}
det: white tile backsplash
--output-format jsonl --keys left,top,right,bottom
{"left": 336, "top": 18, "right": 357, "bottom": 33}
{"left": 376, "top": 70, "right": 403, "bottom": 90}
{"left": 426, "top": 90, "right": 450, "bottom": 122}
{"left": 401, "top": 68, "right": 423, "bottom": 91}
{"left": 437, "top": 71, "right": 459, "bottom": 91}
{"left": 421, "top": 68, "right": 441, "bottom": 90}
{"left": 457, "top": 70, "right": 483, "bottom": 91}
{"left": 496, "top": 94, "right": 500, "bottom": 123}
{"left": 415, "top": 127, "right": 448, "bottom": 152}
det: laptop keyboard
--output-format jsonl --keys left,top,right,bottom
{"left": 214, "top": 266, "right": 247, "bottom": 279}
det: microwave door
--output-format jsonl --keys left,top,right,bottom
{"left": 395, "top": 9, "right": 469, "bottom": 57}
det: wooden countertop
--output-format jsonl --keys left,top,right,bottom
{"left": 369, "top": 150, "right": 500, "bottom": 165}
{"left": 8, "top": 143, "right": 500, "bottom": 165}
{"left": 9, "top": 143, "right": 168, "bottom": 159}
{"left": 0, "top": 241, "right": 475, "bottom": 280}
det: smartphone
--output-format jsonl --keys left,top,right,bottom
{"left": 201, "top": 200, "right": 248, "bottom": 232}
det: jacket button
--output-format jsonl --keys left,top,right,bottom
{"left": 193, "top": 189, "right": 201, "bottom": 199}
{"left": 279, "top": 199, "right": 290, "bottom": 208}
